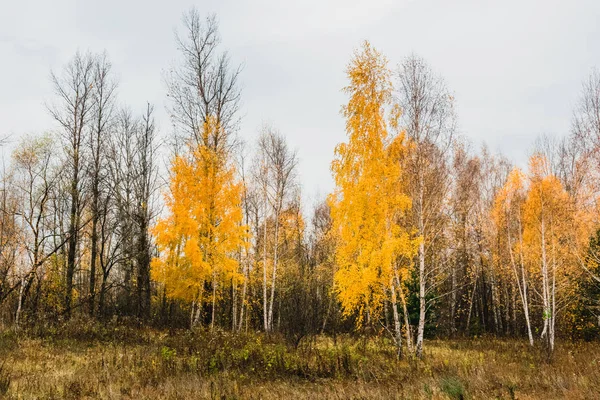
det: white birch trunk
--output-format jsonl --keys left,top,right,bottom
{"left": 390, "top": 277, "right": 403, "bottom": 358}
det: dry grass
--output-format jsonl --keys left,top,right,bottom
{"left": 0, "top": 325, "right": 599, "bottom": 399}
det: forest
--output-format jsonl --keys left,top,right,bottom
{"left": 1, "top": 7, "right": 600, "bottom": 400}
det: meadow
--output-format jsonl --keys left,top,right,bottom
{"left": 0, "top": 320, "right": 598, "bottom": 399}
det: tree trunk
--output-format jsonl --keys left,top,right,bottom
{"left": 450, "top": 259, "right": 457, "bottom": 336}
{"left": 136, "top": 221, "right": 151, "bottom": 320}
{"left": 232, "top": 279, "right": 237, "bottom": 331}
{"left": 550, "top": 267, "right": 556, "bottom": 353}
{"left": 190, "top": 300, "right": 196, "bottom": 329}
{"left": 89, "top": 210, "right": 98, "bottom": 316}
{"left": 397, "top": 276, "right": 413, "bottom": 354}
{"left": 390, "top": 277, "right": 403, "bottom": 358}
{"left": 416, "top": 236, "right": 426, "bottom": 357}
{"left": 238, "top": 260, "right": 248, "bottom": 332}
{"left": 268, "top": 210, "right": 280, "bottom": 332}
{"left": 466, "top": 277, "right": 477, "bottom": 335}
{"left": 65, "top": 163, "right": 79, "bottom": 319}
{"left": 211, "top": 272, "right": 217, "bottom": 332}
{"left": 416, "top": 176, "right": 426, "bottom": 358}
{"left": 15, "top": 276, "right": 25, "bottom": 328}
{"left": 508, "top": 221, "right": 534, "bottom": 345}
{"left": 262, "top": 213, "right": 269, "bottom": 332}
{"left": 98, "top": 272, "right": 109, "bottom": 318}
{"left": 540, "top": 217, "right": 550, "bottom": 344}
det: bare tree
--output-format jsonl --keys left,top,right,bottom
{"left": 396, "top": 54, "right": 455, "bottom": 357}
{"left": 133, "top": 103, "right": 159, "bottom": 320}
{"left": 87, "top": 53, "right": 117, "bottom": 316}
{"left": 573, "top": 70, "right": 600, "bottom": 153}
{"left": 107, "top": 108, "right": 138, "bottom": 315}
{"left": 448, "top": 141, "right": 480, "bottom": 336}
{"left": 235, "top": 146, "right": 258, "bottom": 332}
{"left": 166, "top": 8, "right": 242, "bottom": 154}
{"left": 98, "top": 104, "right": 159, "bottom": 319}
{"left": 568, "top": 71, "right": 600, "bottom": 286}
{"left": 48, "top": 51, "right": 96, "bottom": 318}
{"left": 308, "top": 200, "right": 334, "bottom": 333}
{"left": 11, "top": 135, "right": 59, "bottom": 325}
{"left": 0, "top": 165, "right": 22, "bottom": 310}
{"left": 567, "top": 71, "right": 600, "bottom": 219}
{"left": 254, "top": 127, "right": 298, "bottom": 332}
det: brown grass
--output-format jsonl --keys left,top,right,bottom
{"left": 0, "top": 326, "right": 599, "bottom": 399}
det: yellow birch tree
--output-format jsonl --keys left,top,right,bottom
{"left": 151, "top": 117, "right": 248, "bottom": 329}
{"left": 522, "top": 154, "right": 578, "bottom": 352}
{"left": 492, "top": 167, "right": 534, "bottom": 345}
{"left": 329, "top": 41, "right": 418, "bottom": 356}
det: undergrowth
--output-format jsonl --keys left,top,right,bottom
{"left": 0, "top": 320, "right": 598, "bottom": 399}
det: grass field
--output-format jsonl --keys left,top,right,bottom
{"left": 0, "top": 322, "right": 599, "bottom": 399}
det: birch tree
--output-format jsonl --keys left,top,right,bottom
{"left": 152, "top": 117, "right": 247, "bottom": 330}
{"left": 255, "top": 127, "right": 298, "bottom": 332}
{"left": 523, "top": 155, "right": 576, "bottom": 353}
{"left": 11, "top": 135, "right": 58, "bottom": 325}
{"left": 330, "top": 41, "right": 418, "bottom": 357}
{"left": 493, "top": 167, "right": 534, "bottom": 345}
{"left": 396, "top": 55, "right": 455, "bottom": 357}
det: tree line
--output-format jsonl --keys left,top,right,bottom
{"left": 1, "top": 9, "right": 600, "bottom": 358}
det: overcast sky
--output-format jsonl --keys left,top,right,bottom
{"left": 1, "top": 0, "right": 600, "bottom": 207}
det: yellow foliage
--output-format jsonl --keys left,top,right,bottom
{"left": 491, "top": 154, "right": 597, "bottom": 340}
{"left": 151, "top": 117, "right": 249, "bottom": 304}
{"left": 522, "top": 156, "right": 578, "bottom": 283}
{"left": 329, "top": 41, "right": 419, "bottom": 325}
{"left": 491, "top": 167, "right": 527, "bottom": 279}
